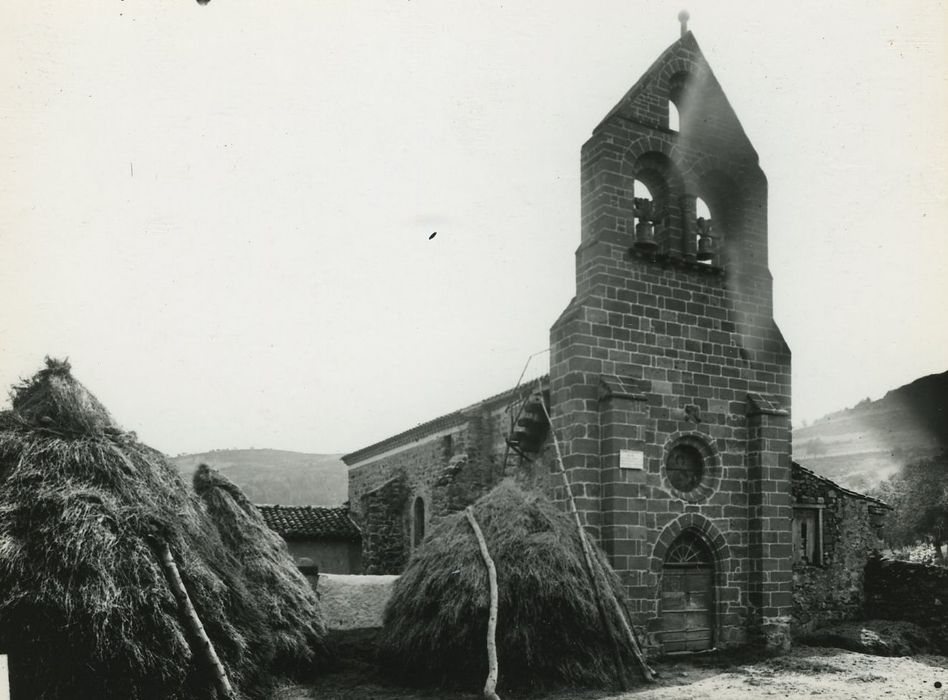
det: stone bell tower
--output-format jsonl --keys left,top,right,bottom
{"left": 548, "top": 18, "right": 793, "bottom": 650}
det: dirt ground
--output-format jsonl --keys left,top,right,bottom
{"left": 279, "top": 644, "right": 948, "bottom": 700}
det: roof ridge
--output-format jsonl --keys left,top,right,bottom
{"left": 342, "top": 374, "right": 551, "bottom": 466}
{"left": 792, "top": 460, "right": 892, "bottom": 509}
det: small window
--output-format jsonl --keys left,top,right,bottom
{"left": 668, "top": 71, "right": 691, "bottom": 133}
{"left": 792, "top": 508, "right": 822, "bottom": 565}
{"left": 412, "top": 496, "right": 426, "bottom": 548}
{"left": 666, "top": 443, "right": 704, "bottom": 492}
{"left": 695, "top": 197, "right": 714, "bottom": 265}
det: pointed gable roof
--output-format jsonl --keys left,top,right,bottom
{"left": 594, "top": 32, "right": 758, "bottom": 162}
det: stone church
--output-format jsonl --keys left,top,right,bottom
{"left": 342, "top": 22, "right": 887, "bottom": 653}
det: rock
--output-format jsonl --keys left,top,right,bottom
{"left": 802, "top": 620, "right": 934, "bottom": 657}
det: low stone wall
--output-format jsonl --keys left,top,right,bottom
{"left": 864, "top": 557, "right": 948, "bottom": 650}
{"left": 318, "top": 574, "right": 398, "bottom": 630}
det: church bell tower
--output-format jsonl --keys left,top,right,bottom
{"left": 549, "top": 17, "right": 793, "bottom": 651}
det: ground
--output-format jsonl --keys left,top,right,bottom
{"left": 278, "top": 644, "right": 948, "bottom": 700}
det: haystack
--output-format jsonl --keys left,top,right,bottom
{"left": 0, "top": 358, "right": 326, "bottom": 699}
{"left": 377, "top": 481, "right": 641, "bottom": 692}
{"left": 193, "top": 463, "right": 328, "bottom": 675}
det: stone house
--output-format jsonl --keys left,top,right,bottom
{"left": 342, "top": 23, "right": 884, "bottom": 653}
{"left": 790, "top": 461, "right": 891, "bottom": 635}
{"left": 257, "top": 504, "right": 362, "bottom": 578}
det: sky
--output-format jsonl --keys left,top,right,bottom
{"left": 1, "top": 0, "right": 946, "bottom": 456}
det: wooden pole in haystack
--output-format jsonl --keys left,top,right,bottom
{"left": 536, "top": 381, "right": 655, "bottom": 684}
{"left": 465, "top": 506, "right": 502, "bottom": 700}
{"left": 156, "top": 542, "right": 237, "bottom": 700}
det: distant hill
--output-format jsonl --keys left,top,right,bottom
{"left": 172, "top": 449, "right": 348, "bottom": 506}
{"left": 794, "top": 371, "right": 948, "bottom": 491}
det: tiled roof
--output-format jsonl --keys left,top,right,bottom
{"left": 256, "top": 504, "right": 362, "bottom": 541}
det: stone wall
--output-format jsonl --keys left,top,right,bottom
{"left": 317, "top": 574, "right": 398, "bottom": 630}
{"left": 348, "top": 427, "right": 459, "bottom": 523}
{"left": 348, "top": 423, "right": 467, "bottom": 574}
{"left": 865, "top": 557, "right": 948, "bottom": 650}
{"left": 359, "top": 475, "right": 410, "bottom": 574}
{"left": 431, "top": 415, "right": 502, "bottom": 516}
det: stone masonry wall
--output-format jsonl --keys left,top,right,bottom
{"left": 431, "top": 415, "right": 502, "bottom": 515}
{"left": 865, "top": 558, "right": 948, "bottom": 651}
{"left": 348, "top": 426, "right": 462, "bottom": 525}
{"left": 359, "top": 475, "right": 409, "bottom": 574}
{"left": 790, "top": 467, "right": 885, "bottom": 634}
{"left": 348, "top": 399, "right": 554, "bottom": 574}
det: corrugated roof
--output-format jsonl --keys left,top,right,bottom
{"left": 256, "top": 504, "right": 362, "bottom": 540}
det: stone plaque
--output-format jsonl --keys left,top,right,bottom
{"left": 619, "top": 449, "right": 644, "bottom": 470}
{"left": 0, "top": 654, "right": 8, "bottom": 700}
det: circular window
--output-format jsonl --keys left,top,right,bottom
{"left": 666, "top": 443, "right": 704, "bottom": 492}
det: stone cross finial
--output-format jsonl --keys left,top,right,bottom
{"left": 678, "top": 10, "right": 690, "bottom": 37}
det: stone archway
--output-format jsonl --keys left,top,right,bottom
{"left": 659, "top": 529, "right": 715, "bottom": 652}
{"left": 650, "top": 514, "right": 731, "bottom": 653}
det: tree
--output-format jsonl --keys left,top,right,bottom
{"left": 872, "top": 452, "right": 948, "bottom": 562}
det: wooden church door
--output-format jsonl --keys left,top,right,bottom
{"left": 659, "top": 531, "right": 714, "bottom": 652}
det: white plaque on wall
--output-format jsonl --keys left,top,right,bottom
{"left": 0, "top": 654, "right": 8, "bottom": 700}
{"left": 619, "top": 449, "right": 644, "bottom": 470}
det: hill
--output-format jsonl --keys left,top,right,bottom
{"left": 172, "top": 448, "right": 348, "bottom": 506}
{"left": 793, "top": 371, "right": 948, "bottom": 491}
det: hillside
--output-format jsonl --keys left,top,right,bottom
{"left": 172, "top": 448, "right": 348, "bottom": 506}
{"left": 794, "top": 371, "right": 948, "bottom": 491}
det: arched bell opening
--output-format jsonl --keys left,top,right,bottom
{"left": 630, "top": 152, "right": 683, "bottom": 256}
{"left": 694, "top": 170, "right": 743, "bottom": 270}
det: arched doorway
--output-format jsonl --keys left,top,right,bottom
{"left": 659, "top": 530, "right": 714, "bottom": 652}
